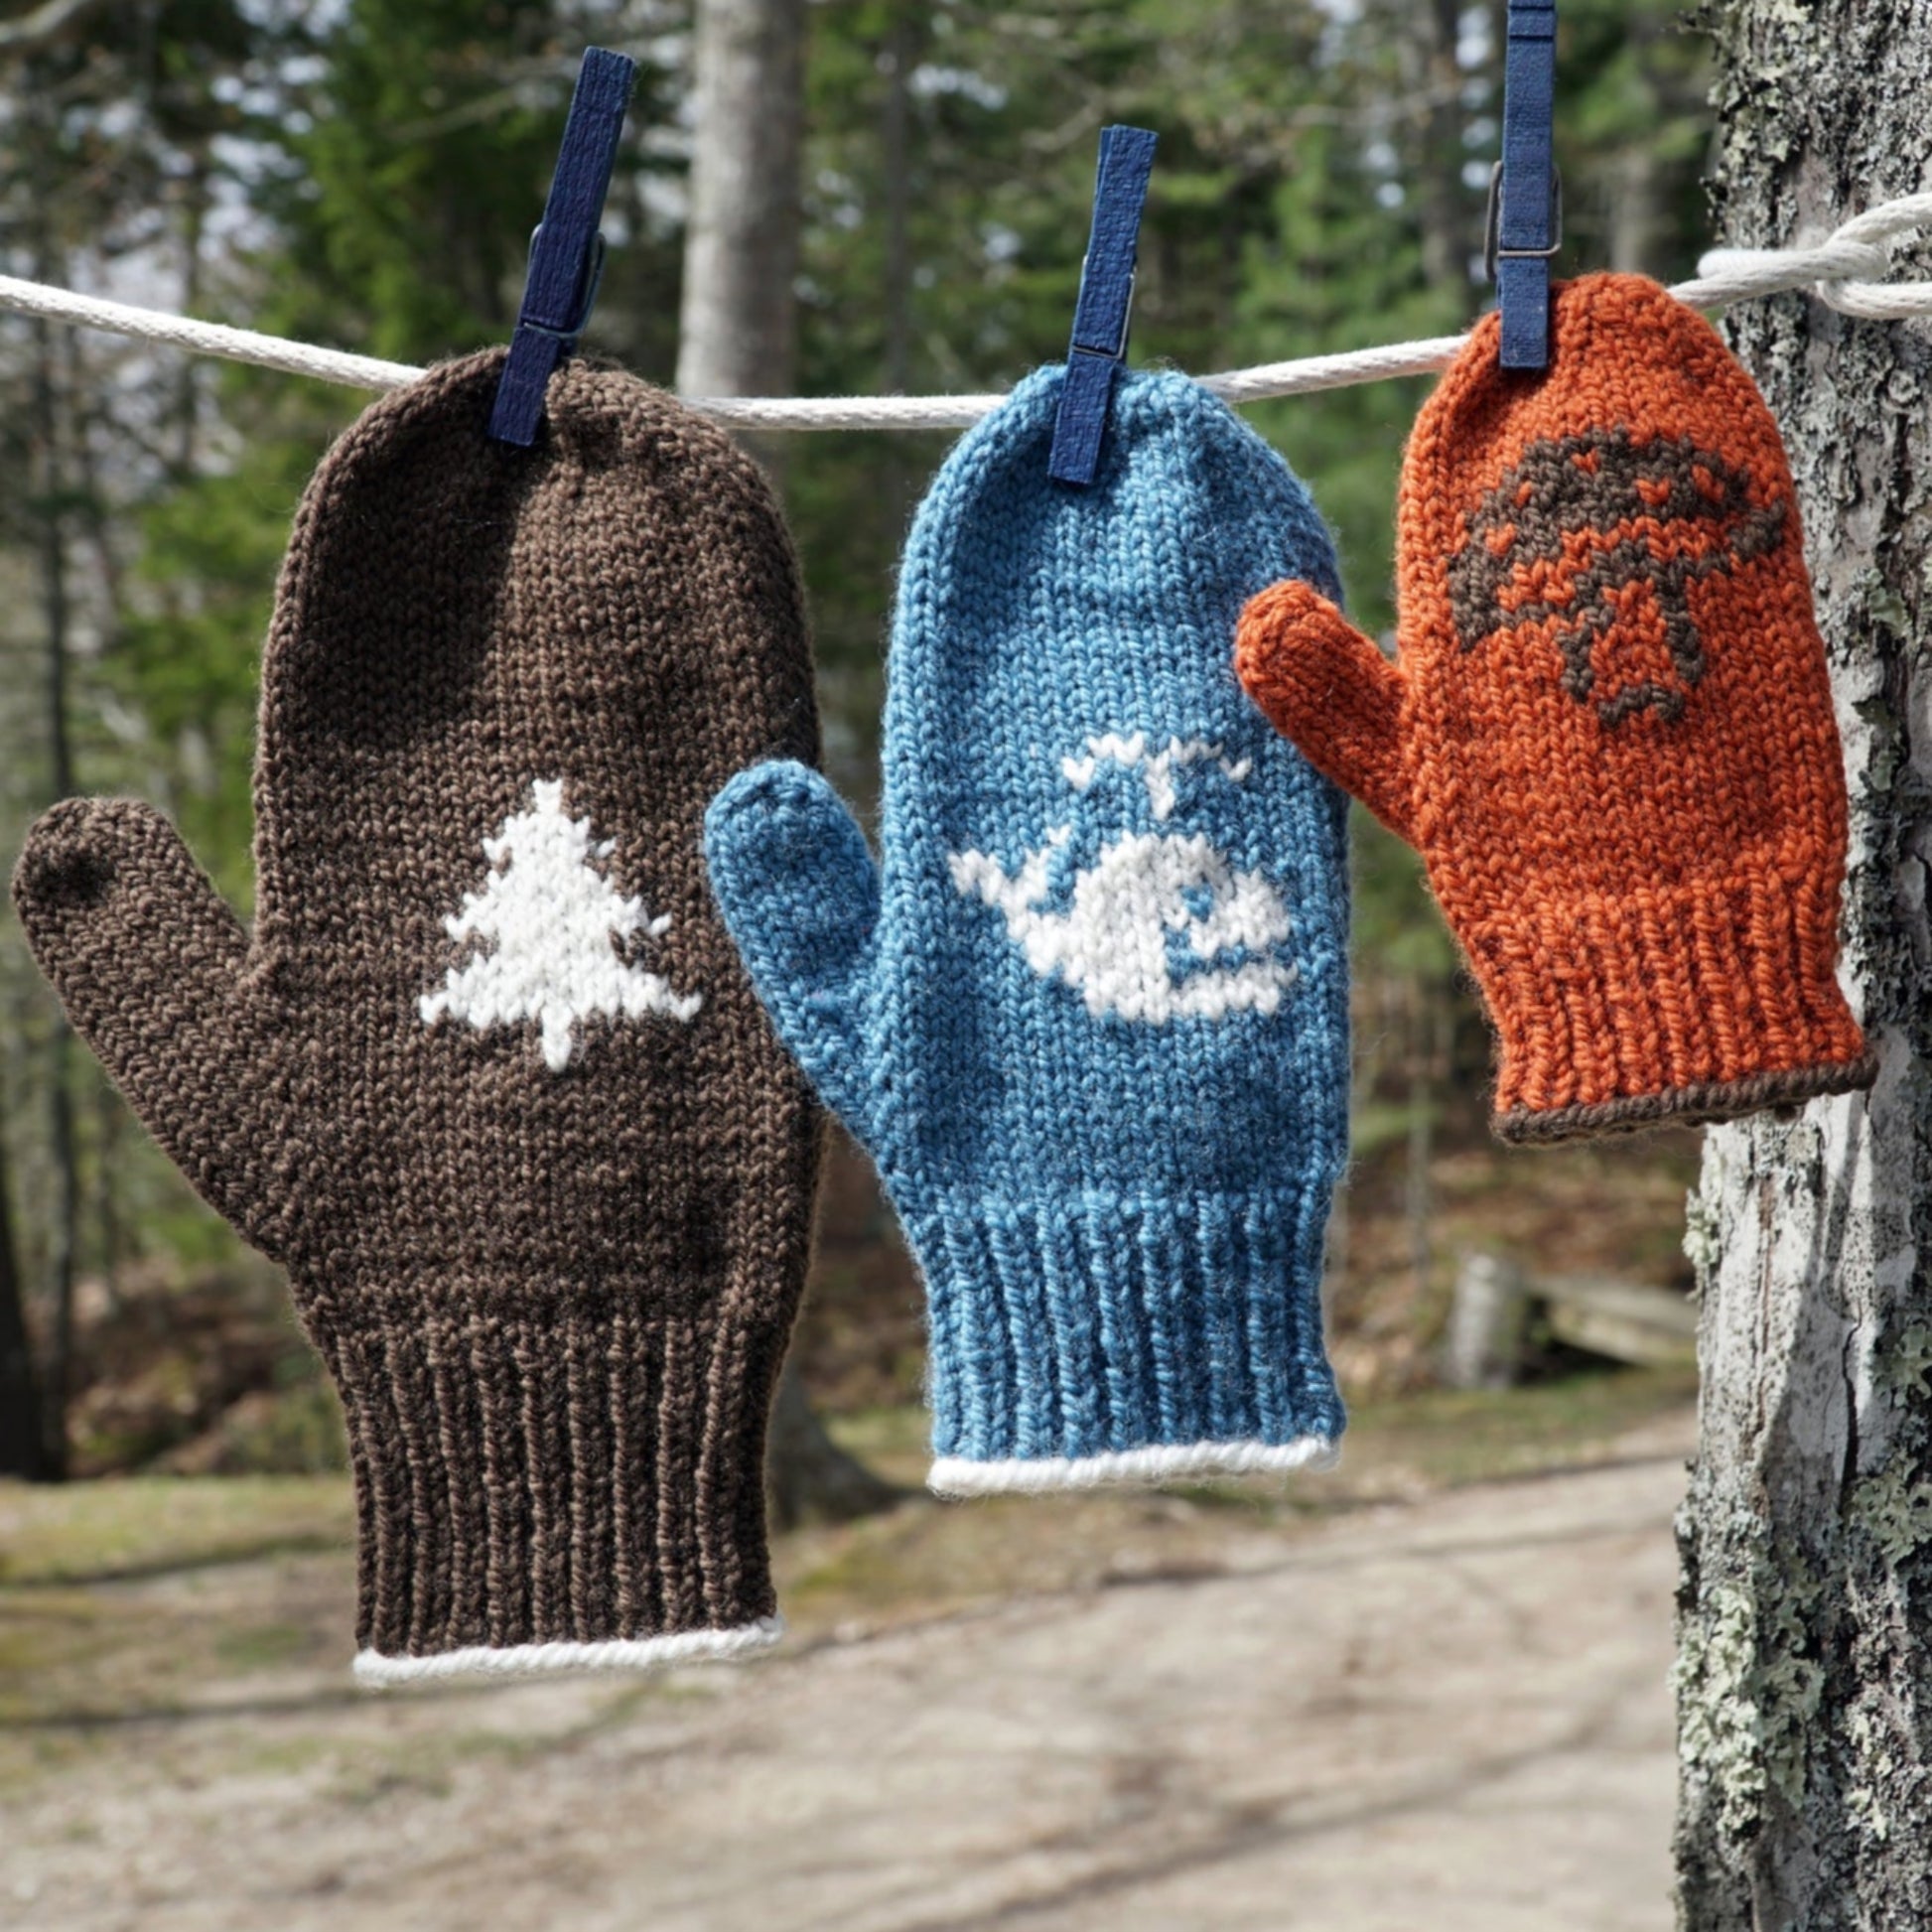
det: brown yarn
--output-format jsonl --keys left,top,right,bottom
{"left": 1495, "top": 1054, "right": 1881, "bottom": 1144}
{"left": 11, "top": 349, "right": 822, "bottom": 1665}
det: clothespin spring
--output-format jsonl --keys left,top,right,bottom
{"left": 1483, "top": 162, "right": 1563, "bottom": 286}
{"left": 515, "top": 229, "right": 607, "bottom": 351}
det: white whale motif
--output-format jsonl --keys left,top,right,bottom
{"left": 948, "top": 735, "right": 1295, "bottom": 1025}
{"left": 1059, "top": 732, "right": 1251, "bottom": 821}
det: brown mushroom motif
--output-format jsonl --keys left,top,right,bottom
{"left": 1447, "top": 426, "right": 1788, "bottom": 728}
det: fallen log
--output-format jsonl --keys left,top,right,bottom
{"left": 1444, "top": 1253, "right": 1697, "bottom": 1388}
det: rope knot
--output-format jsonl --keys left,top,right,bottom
{"left": 1696, "top": 192, "right": 1932, "bottom": 321}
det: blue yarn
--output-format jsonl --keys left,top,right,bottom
{"left": 706, "top": 365, "right": 1350, "bottom": 1481}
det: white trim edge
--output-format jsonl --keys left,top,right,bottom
{"left": 353, "top": 1615, "right": 784, "bottom": 1687}
{"left": 928, "top": 1437, "right": 1339, "bottom": 1497}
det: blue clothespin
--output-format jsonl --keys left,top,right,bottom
{"left": 488, "top": 47, "right": 636, "bottom": 447}
{"left": 1048, "top": 125, "right": 1158, "bottom": 487}
{"left": 1488, "top": 0, "right": 1561, "bottom": 370}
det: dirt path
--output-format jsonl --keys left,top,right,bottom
{"left": 3, "top": 1411, "right": 1691, "bottom": 1932}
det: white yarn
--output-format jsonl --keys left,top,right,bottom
{"left": 928, "top": 1436, "right": 1339, "bottom": 1497}
{"left": 420, "top": 778, "right": 701, "bottom": 1072}
{"left": 353, "top": 1615, "right": 785, "bottom": 1686}
{"left": 2, "top": 191, "right": 1929, "bottom": 422}
{"left": 950, "top": 824, "right": 1297, "bottom": 1025}
{"left": 1060, "top": 733, "right": 1253, "bottom": 821}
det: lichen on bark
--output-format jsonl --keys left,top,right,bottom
{"left": 1675, "top": 4, "right": 1932, "bottom": 1927}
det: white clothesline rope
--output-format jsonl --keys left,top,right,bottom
{"left": 2, "top": 194, "right": 1929, "bottom": 429}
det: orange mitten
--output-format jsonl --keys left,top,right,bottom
{"left": 1238, "top": 273, "right": 1875, "bottom": 1142}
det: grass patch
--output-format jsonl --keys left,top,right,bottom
{"left": 0, "top": 1474, "right": 353, "bottom": 1588}
{"left": 214, "top": 1620, "right": 317, "bottom": 1671}
{"left": 1324, "top": 1362, "right": 1699, "bottom": 1496}
{"left": 824, "top": 1404, "right": 930, "bottom": 1488}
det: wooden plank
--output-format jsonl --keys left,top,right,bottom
{"left": 1539, "top": 1276, "right": 1698, "bottom": 1368}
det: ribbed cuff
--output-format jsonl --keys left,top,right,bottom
{"left": 902, "top": 1187, "right": 1343, "bottom": 1487}
{"left": 301, "top": 1284, "right": 787, "bottom": 1676}
{"left": 1464, "top": 871, "right": 1874, "bottom": 1141}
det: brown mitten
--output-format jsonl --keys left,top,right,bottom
{"left": 1238, "top": 274, "right": 1875, "bottom": 1143}
{"left": 12, "top": 351, "right": 822, "bottom": 1681}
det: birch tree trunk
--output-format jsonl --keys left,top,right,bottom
{"left": 677, "top": 0, "right": 896, "bottom": 1528}
{"left": 1674, "top": 5, "right": 1932, "bottom": 1922}
{"left": 675, "top": 0, "right": 805, "bottom": 400}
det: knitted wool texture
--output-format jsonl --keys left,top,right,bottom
{"left": 706, "top": 366, "right": 1350, "bottom": 1494}
{"left": 1237, "top": 273, "right": 1876, "bottom": 1143}
{"left": 11, "top": 350, "right": 822, "bottom": 1679}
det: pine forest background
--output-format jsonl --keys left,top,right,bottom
{"left": 0, "top": 0, "right": 1718, "bottom": 1480}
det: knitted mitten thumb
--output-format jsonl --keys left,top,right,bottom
{"left": 12, "top": 799, "right": 288, "bottom": 1257}
{"left": 1237, "top": 583, "right": 1415, "bottom": 844}
{"left": 704, "top": 759, "right": 882, "bottom": 1136}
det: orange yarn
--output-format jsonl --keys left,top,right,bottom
{"left": 1237, "top": 273, "right": 1875, "bottom": 1142}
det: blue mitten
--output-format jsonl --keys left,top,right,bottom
{"left": 707, "top": 367, "right": 1350, "bottom": 1494}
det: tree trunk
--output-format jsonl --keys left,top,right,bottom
{"left": 877, "top": 3, "right": 928, "bottom": 541}
{"left": 1607, "top": 143, "right": 1664, "bottom": 277}
{"left": 675, "top": 0, "right": 806, "bottom": 401}
{"left": 678, "top": 0, "right": 895, "bottom": 1529}
{"left": 1673, "top": 5, "right": 1932, "bottom": 1923}
{"left": 765, "top": 1358, "right": 898, "bottom": 1530}
{"left": 1417, "top": 0, "right": 1473, "bottom": 296}
{"left": 0, "top": 1119, "right": 49, "bottom": 1481}
{"left": 30, "top": 301, "right": 79, "bottom": 1484}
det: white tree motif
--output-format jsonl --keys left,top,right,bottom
{"left": 420, "top": 779, "right": 702, "bottom": 1072}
